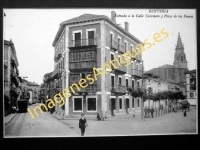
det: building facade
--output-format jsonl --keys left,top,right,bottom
{"left": 50, "top": 11, "right": 144, "bottom": 116}
{"left": 185, "top": 69, "right": 196, "bottom": 105}
{"left": 143, "top": 75, "right": 181, "bottom": 109}
{"left": 4, "top": 40, "right": 21, "bottom": 116}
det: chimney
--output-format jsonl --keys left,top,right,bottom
{"left": 111, "top": 11, "right": 116, "bottom": 23}
{"left": 125, "top": 22, "right": 129, "bottom": 32}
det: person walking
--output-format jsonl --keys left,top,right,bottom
{"left": 79, "top": 114, "right": 88, "bottom": 136}
{"left": 132, "top": 111, "right": 135, "bottom": 118}
{"left": 144, "top": 106, "right": 147, "bottom": 116}
{"left": 183, "top": 108, "right": 187, "bottom": 117}
{"left": 150, "top": 106, "right": 155, "bottom": 118}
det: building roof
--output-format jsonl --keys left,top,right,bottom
{"left": 4, "top": 40, "right": 19, "bottom": 66}
{"left": 185, "top": 69, "right": 196, "bottom": 74}
{"left": 27, "top": 81, "right": 39, "bottom": 86}
{"left": 52, "top": 13, "right": 143, "bottom": 47}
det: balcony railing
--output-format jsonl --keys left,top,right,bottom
{"left": 72, "top": 84, "right": 98, "bottom": 93}
{"left": 131, "top": 70, "right": 142, "bottom": 79}
{"left": 109, "top": 40, "right": 118, "bottom": 51}
{"left": 69, "top": 38, "right": 98, "bottom": 48}
{"left": 52, "top": 68, "right": 64, "bottom": 79}
{"left": 54, "top": 53, "right": 62, "bottom": 62}
{"left": 69, "top": 61, "right": 96, "bottom": 70}
{"left": 111, "top": 62, "right": 127, "bottom": 75}
{"left": 110, "top": 84, "right": 127, "bottom": 94}
{"left": 118, "top": 45, "right": 125, "bottom": 54}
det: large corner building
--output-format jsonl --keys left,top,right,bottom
{"left": 51, "top": 11, "right": 144, "bottom": 116}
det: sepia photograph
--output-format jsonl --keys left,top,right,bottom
{"left": 3, "top": 8, "right": 197, "bottom": 137}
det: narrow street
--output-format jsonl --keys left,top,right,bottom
{"left": 5, "top": 103, "right": 79, "bottom": 137}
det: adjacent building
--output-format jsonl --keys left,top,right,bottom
{"left": 4, "top": 40, "right": 21, "bottom": 116}
{"left": 144, "top": 33, "right": 188, "bottom": 96}
{"left": 185, "top": 69, "right": 196, "bottom": 105}
{"left": 49, "top": 11, "right": 144, "bottom": 116}
{"left": 143, "top": 75, "right": 181, "bottom": 109}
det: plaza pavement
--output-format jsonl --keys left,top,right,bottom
{"left": 51, "top": 106, "right": 197, "bottom": 136}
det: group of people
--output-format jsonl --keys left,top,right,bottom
{"left": 144, "top": 106, "right": 155, "bottom": 118}
{"left": 97, "top": 111, "right": 108, "bottom": 121}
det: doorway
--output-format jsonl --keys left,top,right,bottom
{"left": 111, "top": 98, "right": 116, "bottom": 116}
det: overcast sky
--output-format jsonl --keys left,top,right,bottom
{"left": 4, "top": 9, "right": 196, "bottom": 85}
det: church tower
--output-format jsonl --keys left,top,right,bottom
{"left": 173, "top": 33, "right": 188, "bottom": 68}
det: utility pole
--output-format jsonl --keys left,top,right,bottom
{"left": 141, "top": 60, "right": 144, "bottom": 120}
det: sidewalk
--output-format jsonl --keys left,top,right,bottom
{"left": 50, "top": 109, "right": 142, "bottom": 120}
{"left": 4, "top": 113, "right": 18, "bottom": 125}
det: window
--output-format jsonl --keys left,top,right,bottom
{"left": 125, "top": 42, "right": 127, "bottom": 53}
{"left": 87, "top": 98, "right": 96, "bottom": 111}
{"left": 111, "top": 75, "right": 114, "bottom": 88}
{"left": 119, "top": 77, "right": 122, "bottom": 85}
{"left": 119, "top": 98, "right": 122, "bottom": 109}
{"left": 126, "top": 79, "right": 128, "bottom": 87}
{"left": 132, "top": 98, "right": 134, "bottom": 108}
{"left": 74, "top": 98, "right": 82, "bottom": 111}
{"left": 75, "top": 32, "right": 81, "bottom": 47}
{"left": 137, "top": 81, "right": 139, "bottom": 87}
{"left": 110, "top": 33, "right": 114, "bottom": 47}
{"left": 88, "top": 31, "right": 95, "bottom": 45}
{"left": 190, "top": 93, "right": 194, "bottom": 98}
{"left": 118, "top": 38, "right": 121, "bottom": 51}
{"left": 132, "top": 80, "right": 134, "bottom": 88}
{"left": 138, "top": 98, "right": 140, "bottom": 107}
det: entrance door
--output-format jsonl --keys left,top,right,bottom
{"left": 111, "top": 98, "right": 116, "bottom": 116}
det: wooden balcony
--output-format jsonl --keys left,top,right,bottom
{"left": 69, "top": 61, "right": 97, "bottom": 71}
{"left": 69, "top": 38, "right": 98, "bottom": 50}
{"left": 110, "top": 84, "right": 127, "bottom": 95}
{"left": 131, "top": 70, "right": 142, "bottom": 79}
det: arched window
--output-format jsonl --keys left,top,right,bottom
{"left": 181, "top": 56, "right": 183, "bottom": 61}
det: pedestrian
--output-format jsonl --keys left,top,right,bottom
{"left": 150, "top": 106, "right": 154, "bottom": 118}
{"left": 144, "top": 106, "right": 147, "bottom": 116}
{"left": 105, "top": 111, "right": 108, "bottom": 119}
{"left": 132, "top": 111, "right": 135, "bottom": 118}
{"left": 100, "top": 111, "right": 104, "bottom": 120}
{"left": 183, "top": 109, "right": 187, "bottom": 117}
{"left": 12, "top": 106, "right": 16, "bottom": 114}
{"left": 96, "top": 113, "right": 101, "bottom": 120}
{"left": 79, "top": 114, "right": 88, "bottom": 136}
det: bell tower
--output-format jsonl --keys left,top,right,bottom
{"left": 173, "top": 33, "right": 188, "bottom": 68}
